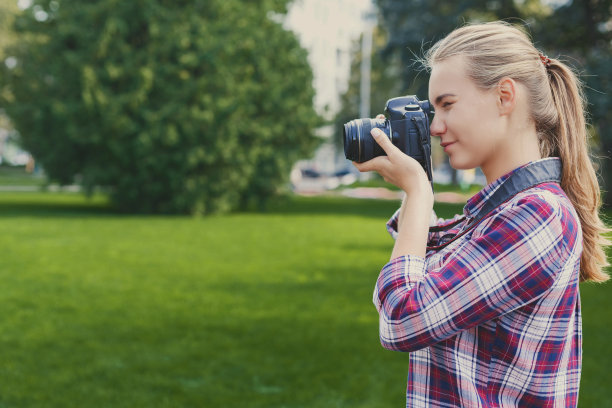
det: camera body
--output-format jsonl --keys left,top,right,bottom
{"left": 343, "top": 95, "right": 433, "bottom": 181}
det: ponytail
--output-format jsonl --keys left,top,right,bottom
{"left": 546, "top": 60, "right": 610, "bottom": 282}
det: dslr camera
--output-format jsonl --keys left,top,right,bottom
{"left": 343, "top": 95, "right": 433, "bottom": 182}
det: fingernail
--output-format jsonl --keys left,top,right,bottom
{"left": 371, "top": 129, "right": 381, "bottom": 137}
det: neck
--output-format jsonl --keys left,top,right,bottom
{"left": 482, "top": 129, "right": 542, "bottom": 184}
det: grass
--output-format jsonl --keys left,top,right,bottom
{"left": 0, "top": 191, "right": 610, "bottom": 407}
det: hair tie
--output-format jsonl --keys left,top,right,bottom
{"left": 539, "top": 53, "right": 551, "bottom": 68}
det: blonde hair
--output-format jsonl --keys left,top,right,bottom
{"left": 424, "top": 21, "right": 609, "bottom": 283}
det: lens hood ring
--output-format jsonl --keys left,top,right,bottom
{"left": 357, "top": 123, "right": 362, "bottom": 162}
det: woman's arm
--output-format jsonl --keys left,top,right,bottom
{"left": 391, "top": 188, "right": 433, "bottom": 259}
{"left": 374, "top": 193, "right": 576, "bottom": 352}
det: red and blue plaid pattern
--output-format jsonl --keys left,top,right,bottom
{"left": 375, "top": 160, "right": 582, "bottom": 407}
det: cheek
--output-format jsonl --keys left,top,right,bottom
{"left": 456, "top": 105, "right": 498, "bottom": 143}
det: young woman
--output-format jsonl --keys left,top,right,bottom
{"left": 353, "top": 21, "right": 609, "bottom": 407}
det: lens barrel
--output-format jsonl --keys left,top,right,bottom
{"left": 343, "top": 118, "right": 387, "bottom": 163}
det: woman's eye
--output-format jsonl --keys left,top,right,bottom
{"left": 442, "top": 102, "right": 453, "bottom": 108}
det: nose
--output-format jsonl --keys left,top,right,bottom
{"left": 429, "top": 114, "right": 445, "bottom": 138}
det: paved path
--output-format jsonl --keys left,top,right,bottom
{"left": 294, "top": 184, "right": 469, "bottom": 204}
{"left": 0, "top": 185, "right": 81, "bottom": 192}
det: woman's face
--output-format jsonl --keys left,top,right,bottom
{"left": 428, "top": 56, "right": 506, "bottom": 173}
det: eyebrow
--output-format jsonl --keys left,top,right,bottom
{"left": 434, "top": 93, "right": 457, "bottom": 106}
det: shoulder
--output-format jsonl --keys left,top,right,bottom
{"left": 509, "top": 183, "right": 578, "bottom": 229}
{"left": 479, "top": 182, "right": 580, "bottom": 254}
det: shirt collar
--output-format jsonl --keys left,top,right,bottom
{"left": 462, "top": 157, "right": 561, "bottom": 218}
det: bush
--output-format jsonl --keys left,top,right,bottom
{"left": 0, "top": 0, "right": 321, "bottom": 213}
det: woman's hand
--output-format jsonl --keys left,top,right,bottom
{"left": 352, "top": 123, "right": 432, "bottom": 199}
{"left": 353, "top": 117, "right": 434, "bottom": 258}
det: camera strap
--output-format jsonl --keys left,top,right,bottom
{"left": 412, "top": 116, "right": 434, "bottom": 189}
{"left": 426, "top": 158, "right": 562, "bottom": 251}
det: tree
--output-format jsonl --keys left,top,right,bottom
{"left": 0, "top": 0, "right": 20, "bottom": 155}
{"left": 0, "top": 1, "right": 19, "bottom": 59}
{"left": 373, "top": 0, "right": 552, "bottom": 100}
{"left": 0, "top": 0, "right": 321, "bottom": 213}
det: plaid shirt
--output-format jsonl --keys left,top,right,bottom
{"left": 374, "top": 160, "right": 582, "bottom": 407}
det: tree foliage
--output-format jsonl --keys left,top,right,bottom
{"left": 0, "top": 0, "right": 20, "bottom": 144}
{"left": 0, "top": 0, "right": 321, "bottom": 213}
{"left": 0, "top": 0, "right": 19, "bottom": 60}
{"left": 373, "top": 0, "right": 548, "bottom": 97}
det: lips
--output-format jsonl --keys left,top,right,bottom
{"left": 440, "top": 141, "right": 455, "bottom": 152}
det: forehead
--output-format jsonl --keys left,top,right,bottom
{"left": 428, "top": 56, "right": 471, "bottom": 101}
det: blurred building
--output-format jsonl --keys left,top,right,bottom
{"left": 285, "top": 0, "right": 373, "bottom": 119}
{"left": 285, "top": 0, "right": 374, "bottom": 178}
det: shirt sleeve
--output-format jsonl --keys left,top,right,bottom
{"left": 374, "top": 193, "right": 573, "bottom": 352}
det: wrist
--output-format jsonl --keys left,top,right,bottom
{"left": 392, "top": 200, "right": 431, "bottom": 258}
{"left": 397, "top": 187, "right": 434, "bottom": 239}
{"left": 399, "top": 169, "right": 432, "bottom": 197}
{"left": 400, "top": 180, "right": 433, "bottom": 215}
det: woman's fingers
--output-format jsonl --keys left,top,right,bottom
{"left": 352, "top": 156, "right": 388, "bottom": 173}
{"left": 353, "top": 128, "right": 402, "bottom": 173}
{"left": 352, "top": 126, "right": 429, "bottom": 192}
{"left": 371, "top": 128, "right": 401, "bottom": 159}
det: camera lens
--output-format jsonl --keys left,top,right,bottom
{"left": 343, "top": 119, "right": 360, "bottom": 162}
{"left": 343, "top": 118, "right": 387, "bottom": 162}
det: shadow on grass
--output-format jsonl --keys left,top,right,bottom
{"left": 258, "top": 195, "right": 402, "bottom": 219}
{"left": 0, "top": 191, "right": 466, "bottom": 220}
{"left": 258, "top": 195, "right": 465, "bottom": 220}
{"left": 0, "top": 192, "right": 117, "bottom": 218}
{"left": 0, "top": 192, "right": 396, "bottom": 219}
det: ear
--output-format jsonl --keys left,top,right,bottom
{"left": 496, "top": 77, "right": 517, "bottom": 116}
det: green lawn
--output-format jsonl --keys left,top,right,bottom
{"left": 0, "top": 192, "right": 609, "bottom": 407}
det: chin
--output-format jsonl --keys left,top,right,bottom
{"left": 448, "top": 156, "right": 476, "bottom": 171}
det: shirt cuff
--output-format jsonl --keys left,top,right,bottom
{"left": 373, "top": 255, "right": 427, "bottom": 312}
{"left": 386, "top": 209, "right": 439, "bottom": 240}
{"left": 386, "top": 209, "right": 401, "bottom": 239}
